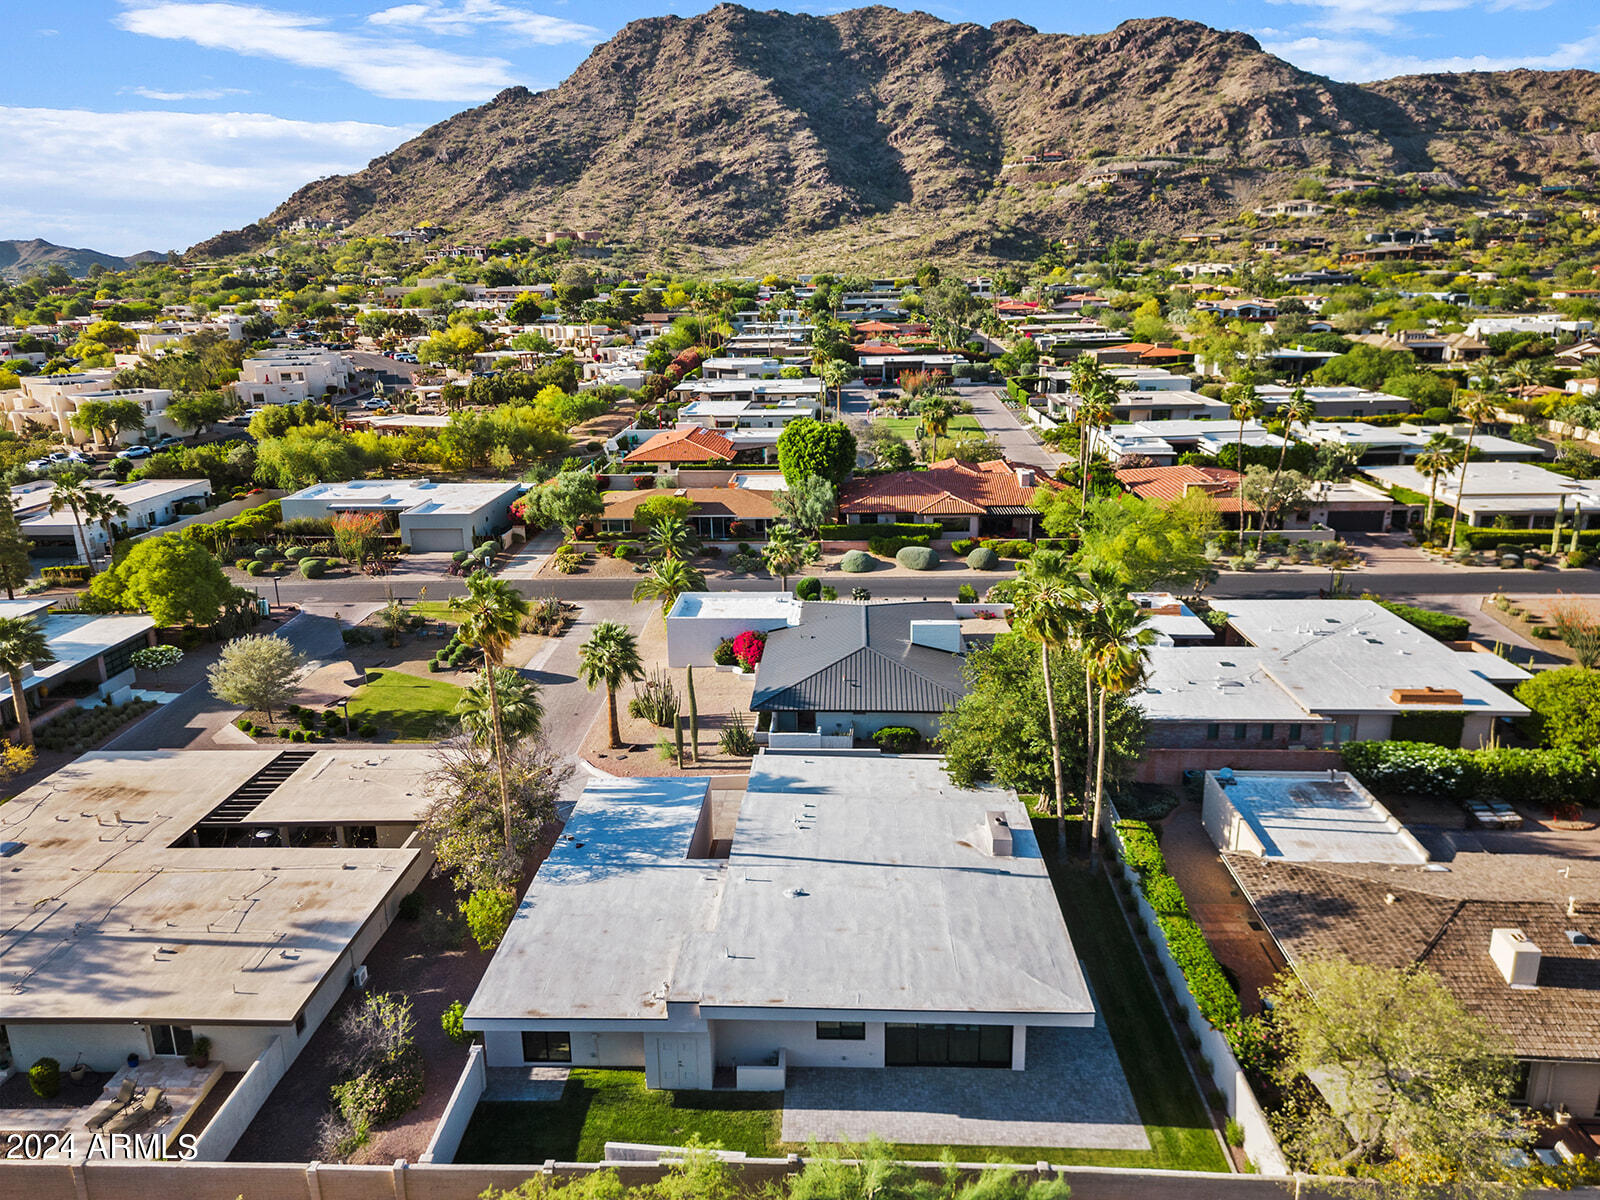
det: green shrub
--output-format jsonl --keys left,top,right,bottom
{"left": 713, "top": 639, "right": 738, "bottom": 666}
{"left": 818, "top": 522, "right": 940, "bottom": 541}
{"left": 794, "top": 576, "right": 822, "bottom": 601}
{"left": 1341, "top": 740, "right": 1473, "bottom": 798}
{"left": 28, "top": 1057, "right": 60, "bottom": 1099}
{"left": 285, "top": 546, "right": 307, "bottom": 560}
{"left": 1568, "top": 547, "right": 1595, "bottom": 568}
{"left": 986, "top": 539, "right": 1036, "bottom": 560}
{"left": 1516, "top": 666, "right": 1600, "bottom": 749}
{"left": 1342, "top": 739, "right": 1600, "bottom": 809}
{"left": 951, "top": 538, "right": 980, "bottom": 555}
{"left": 896, "top": 545, "right": 938, "bottom": 571}
{"left": 957, "top": 583, "right": 977, "bottom": 603}
{"left": 358, "top": 721, "right": 378, "bottom": 738}
{"left": 441, "top": 1000, "right": 472, "bottom": 1045}
{"left": 461, "top": 888, "right": 517, "bottom": 951}
{"left": 300, "top": 558, "right": 326, "bottom": 579}
{"left": 235, "top": 558, "right": 254, "bottom": 571}
{"left": 966, "top": 546, "right": 999, "bottom": 570}
{"left": 41, "top": 564, "right": 91, "bottom": 585}
{"left": 869, "top": 535, "right": 930, "bottom": 557}
{"left": 872, "top": 726, "right": 921, "bottom": 753}
{"left": 839, "top": 549, "right": 875, "bottom": 573}
{"left": 1377, "top": 600, "right": 1470, "bottom": 641}
{"left": 246, "top": 560, "right": 267, "bottom": 576}
{"left": 1389, "top": 709, "right": 1466, "bottom": 748}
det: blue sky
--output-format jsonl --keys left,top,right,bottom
{"left": 5, "top": 0, "right": 1599, "bottom": 256}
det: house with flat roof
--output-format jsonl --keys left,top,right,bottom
{"left": 672, "top": 379, "right": 824, "bottom": 425}
{"left": 0, "top": 596, "right": 156, "bottom": 732}
{"left": 1253, "top": 385, "right": 1410, "bottom": 420}
{"left": 1201, "top": 770, "right": 1429, "bottom": 865}
{"left": 0, "top": 748, "right": 436, "bottom": 1081}
{"left": 465, "top": 758, "right": 1093, "bottom": 1089}
{"left": 12, "top": 477, "right": 213, "bottom": 562}
{"left": 1364, "top": 462, "right": 1600, "bottom": 530}
{"left": 1087, "top": 420, "right": 1283, "bottom": 465}
{"left": 234, "top": 349, "right": 350, "bottom": 405}
{"left": 664, "top": 592, "right": 803, "bottom": 667}
{"left": 1135, "top": 600, "right": 1529, "bottom": 777}
{"left": 280, "top": 477, "right": 523, "bottom": 553}
{"left": 1294, "top": 421, "right": 1543, "bottom": 466}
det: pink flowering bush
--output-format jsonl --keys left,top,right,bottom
{"left": 732, "top": 629, "right": 768, "bottom": 670}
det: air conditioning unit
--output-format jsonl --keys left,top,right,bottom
{"left": 352, "top": 964, "right": 370, "bottom": 989}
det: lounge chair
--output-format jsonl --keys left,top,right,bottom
{"left": 103, "top": 1087, "right": 166, "bottom": 1135}
{"left": 84, "top": 1078, "right": 138, "bottom": 1131}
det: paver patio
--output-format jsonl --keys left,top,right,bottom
{"left": 781, "top": 1023, "right": 1148, "bottom": 1150}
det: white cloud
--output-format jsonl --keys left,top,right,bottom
{"left": 128, "top": 85, "right": 250, "bottom": 100}
{"left": 115, "top": 1, "right": 519, "bottom": 102}
{"left": 0, "top": 105, "right": 416, "bottom": 255}
{"left": 1266, "top": 0, "right": 1554, "bottom": 36}
{"left": 366, "top": 0, "right": 598, "bottom": 46}
{"left": 1264, "top": 25, "right": 1600, "bottom": 79}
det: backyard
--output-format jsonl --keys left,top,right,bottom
{"left": 454, "top": 836, "right": 1227, "bottom": 1172}
{"left": 344, "top": 669, "right": 464, "bottom": 742}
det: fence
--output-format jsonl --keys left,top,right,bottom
{"left": 420, "top": 1044, "right": 485, "bottom": 1165}
{"left": 189, "top": 1036, "right": 293, "bottom": 1162}
{"left": 1106, "top": 810, "right": 1290, "bottom": 1176}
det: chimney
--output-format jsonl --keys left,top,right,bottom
{"left": 978, "top": 811, "right": 1013, "bottom": 858}
{"left": 1014, "top": 466, "right": 1035, "bottom": 488}
{"left": 1489, "top": 928, "right": 1541, "bottom": 989}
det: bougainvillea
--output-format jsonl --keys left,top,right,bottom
{"left": 731, "top": 629, "right": 768, "bottom": 669}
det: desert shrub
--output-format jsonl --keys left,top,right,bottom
{"left": 719, "top": 712, "right": 759, "bottom": 756}
{"left": 872, "top": 726, "right": 920, "bottom": 753}
{"left": 839, "top": 549, "right": 875, "bottom": 573}
{"left": 28, "top": 1057, "right": 60, "bottom": 1099}
{"left": 328, "top": 993, "right": 424, "bottom": 1146}
{"left": 461, "top": 888, "right": 517, "bottom": 951}
{"left": 441, "top": 1000, "right": 472, "bottom": 1045}
{"left": 966, "top": 546, "right": 999, "bottom": 570}
{"left": 869, "top": 535, "right": 930, "bottom": 557}
{"left": 957, "top": 584, "right": 977, "bottom": 602}
{"left": 246, "top": 560, "right": 267, "bottom": 576}
{"left": 1516, "top": 666, "right": 1600, "bottom": 749}
{"left": 896, "top": 545, "right": 938, "bottom": 571}
{"left": 850, "top": 586, "right": 871, "bottom": 600}
{"left": 627, "top": 668, "right": 680, "bottom": 727}
{"left": 285, "top": 545, "right": 307, "bottom": 560}
{"left": 951, "top": 538, "right": 980, "bottom": 555}
{"left": 728, "top": 550, "right": 762, "bottom": 573}
{"left": 300, "top": 557, "right": 327, "bottom": 578}
{"left": 713, "top": 639, "right": 738, "bottom": 666}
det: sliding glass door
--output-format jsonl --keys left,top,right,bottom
{"left": 884, "top": 1023, "right": 1011, "bottom": 1068}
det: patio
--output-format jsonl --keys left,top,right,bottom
{"left": 781, "top": 1024, "right": 1149, "bottom": 1150}
{"left": 0, "top": 1058, "right": 225, "bottom": 1157}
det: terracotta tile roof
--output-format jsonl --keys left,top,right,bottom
{"left": 840, "top": 458, "right": 1053, "bottom": 518}
{"left": 854, "top": 342, "right": 909, "bottom": 354}
{"left": 1116, "top": 465, "right": 1256, "bottom": 514}
{"left": 622, "top": 427, "right": 737, "bottom": 464}
{"left": 1226, "top": 854, "right": 1600, "bottom": 1062}
{"left": 852, "top": 320, "right": 900, "bottom": 334}
{"left": 602, "top": 487, "right": 777, "bottom": 521}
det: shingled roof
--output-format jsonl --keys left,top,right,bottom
{"left": 1226, "top": 854, "right": 1600, "bottom": 1061}
{"left": 750, "top": 601, "right": 967, "bottom": 714}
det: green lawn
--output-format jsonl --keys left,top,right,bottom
{"left": 873, "top": 415, "right": 984, "bottom": 439}
{"left": 344, "top": 669, "right": 464, "bottom": 742}
{"left": 409, "top": 600, "right": 461, "bottom": 623}
{"left": 453, "top": 833, "right": 1226, "bottom": 1172}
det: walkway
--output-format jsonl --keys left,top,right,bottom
{"left": 781, "top": 1023, "right": 1148, "bottom": 1150}
{"left": 964, "top": 386, "right": 1068, "bottom": 475}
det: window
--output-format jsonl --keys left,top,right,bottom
{"left": 1233, "top": 723, "right": 1248, "bottom": 741}
{"left": 1288, "top": 723, "right": 1303, "bottom": 742}
{"left": 816, "top": 1021, "right": 865, "bottom": 1041}
{"left": 150, "top": 1025, "right": 194, "bottom": 1057}
{"left": 521, "top": 1031, "right": 572, "bottom": 1063}
{"left": 1260, "top": 724, "right": 1274, "bottom": 741}
{"left": 1511, "top": 1060, "right": 1531, "bottom": 1104}
{"left": 1205, "top": 723, "right": 1220, "bottom": 741}
{"left": 884, "top": 1023, "right": 1010, "bottom": 1068}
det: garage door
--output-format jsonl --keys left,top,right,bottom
{"left": 407, "top": 527, "right": 464, "bottom": 553}
{"left": 1327, "top": 510, "right": 1386, "bottom": 532}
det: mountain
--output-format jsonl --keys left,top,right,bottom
{"left": 0, "top": 239, "right": 162, "bottom": 279}
{"left": 200, "top": 5, "right": 1600, "bottom": 268}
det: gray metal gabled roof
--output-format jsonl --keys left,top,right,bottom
{"left": 750, "top": 601, "right": 966, "bottom": 714}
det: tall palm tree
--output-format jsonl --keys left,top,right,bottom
{"left": 1227, "top": 383, "right": 1265, "bottom": 554}
{"left": 646, "top": 516, "right": 699, "bottom": 562}
{"left": 1083, "top": 598, "right": 1154, "bottom": 860}
{"left": 1010, "top": 574, "right": 1076, "bottom": 849}
{"left": 1068, "top": 566, "right": 1127, "bottom": 846}
{"left": 762, "top": 523, "right": 807, "bottom": 591}
{"left": 578, "top": 621, "right": 644, "bottom": 749}
{"left": 1414, "top": 434, "right": 1465, "bottom": 536}
{"left": 82, "top": 492, "right": 128, "bottom": 569}
{"left": 631, "top": 555, "right": 707, "bottom": 620}
{"left": 1446, "top": 392, "right": 1501, "bottom": 553}
{"left": 1076, "top": 387, "right": 1114, "bottom": 527}
{"left": 818, "top": 357, "right": 852, "bottom": 421}
{"left": 47, "top": 473, "right": 96, "bottom": 571}
{"left": 0, "top": 616, "right": 56, "bottom": 747}
{"left": 449, "top": 573, "right": 531, "bottom": 847}
{"left": 456, "top": 667, "right": 544, "bottom": 746}
{"left": 1259, "top": 387, "right": 1315, "bottom": 549}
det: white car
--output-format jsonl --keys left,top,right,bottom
{"left": 115, "top": 445, "right": 153, "bottom": 461}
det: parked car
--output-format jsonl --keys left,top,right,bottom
{"left": 154, "top": 436, "right": 183, "bottom": 450}
{"left": 876, "top": 389, "right": 897, "bottom": 400}
{"left": 115, "top": 445, "right": 153, "bottom": 461}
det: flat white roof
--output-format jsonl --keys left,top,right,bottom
{"left": 286, "top": 477, "right": 518, "bottom": 515}
{"left": 1209, "top": 771, "right": 1429, "bottom": 865}
{"left": 1367, "top": 462, "right": 1599, "bottom": 510}
{"left": 469, "top": 758, "right": 1092, "bottom": 1026}
{"left": 1139, "top": 651, "right": 1321, "bottom": 722}
{"left": 668, "top": 593, "right": 802, "bottom": 622}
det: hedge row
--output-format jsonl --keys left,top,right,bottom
{"left": 1341, "top": 740, "right": 1600, "bottom": 810}
{"left": 818, "top": 522, "right": 943, "bottom": 541}
{"left": 1377, "top": 601, "right": 1470, "bottom": 642}
{"left": 1457, "top": 528, "right": 1600, "bottom": 551}
{"left": 1115, "top": 820, "right": 1242, "bottom": 1031}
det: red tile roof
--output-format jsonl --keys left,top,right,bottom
{"left": 1116, "top": 465, "right": 1256, "bottom": 513}
{"left": 622, "top": 427, "right": 737, "bottom": 464}
{"left": 603, "top": 487, "right": 776, "bottom": 520}
{"left": 840, "top": 458, "right": 1054, "bottom": 518}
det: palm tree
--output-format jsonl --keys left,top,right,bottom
{"left": 1075, "top": 387, "right": 1114, "bottom": 526}
{"left": 578, "top": 621, "right": 644, "bottom": 749}
{"left": 646, "top": 516, "right": 699, "bottom": 561}
{"left": 1227, "top": 383, "right": 1264, "bottom": 554}
{"left": 1414, "top": 434, "right": 1465, "bottom": 537}
{"left": 47, "top": 473, "right": 97, "bottom": 571}
{"left": 1259, "top": 387, "right": 1315, "bottom": 549}
{"left": 1083, "top": 598, "right": 1154, "bottom": 860}
{"left": 762, "top": 523, "right": 807, "bottom": 591}
{"left": 631, "top": 555, "right": 707, "bottom": 620}
{"left": 1446, "top": 392, "right": 1501, "bottom": 553}
{"left": 1010, "top": 574, "right": 1076, "bottom": 849}
{"left": 456, "top": 666, "right": 544, "bottom": 746}
{"left": 1067, "top": 566, "right": 1126, "bottom": 846}
{"left": 82, "top": 492, "right": 128, "bottom": 569}
{"left": 0, "top": 616, "right": 56, "bottom": 747}
{"left": 818, "top": 357, "right": 852, "bottom": 421}
{"left": 449, "top": 573, "right": 531, "bottom": 847}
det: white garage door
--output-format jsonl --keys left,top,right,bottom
{"left": 407, "top": 527, "right": 465, "bottom": 553}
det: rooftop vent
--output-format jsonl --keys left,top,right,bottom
{"left": 978, "top": 811, "right": 1013, "bottom": 858}
{"left": 1489, "top": 928, "right": 1541, "bottom": 989}
{"left": 1390, "top": 686, "right": 1464, "bottom": 706}
{"left": 1566, "top": 930, "right": 1594, "bottom": 947}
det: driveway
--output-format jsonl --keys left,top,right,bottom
{"left": 781, "top": 1023, "right": 1148, "bottom": 1150}
{"left": 963, "top": 387, "right": 1067, "bottom": 475}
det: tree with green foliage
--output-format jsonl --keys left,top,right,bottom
{"left": 1009, "top": 574, "right": 1076, "bottom": 847}
{"left": 644, "top": 515, "right": 700, "bottom": 561}
{"left": 461, "top": 887, "right": 517, "bottom": 951}
{"left": 457, "top": 666, "right": 545, "bottom": 746}
{"left": 633, "top": 494, "right": 695, "bottom": 529}
{"left": 1074, "top": 495, "right": 1216, "bottom": 591}
{"left": 207, "top": 633, "right": 307, "bottom": 720}
{"left": 418, "top": 324, "right": 485, "bottom": 372}
{"left": 1083, "top": 596, "right": 1154, "bottom": 857}
{"left": 0, "top": 617, "right": 55, "bottom": 746}
{"left": 46, "top": 473, "right": 96, "bottom": 568}
{"left": 1515, "top": 666, "right": 1600, "bottom": 750}
{"left": 1226, "top": 382, "right": 1264, "bottom": 553}
{"left": 247, "top": 400, "right": 332, "bottom": 441}
{"left": 761, "top": 523, "right": 811, "bottom": 590}
{"left": 1447, "top": 393, "right": 1500, "bottom": 553}
{"left": 578, "top": 622, "right": 644, "bottom": 749}
{"left": 165, "top": 390, "right": 230, "bottom": 434}
{"left": 522, "top": 472, "right": 603, "bottom": 538}
{"left": 632, "top": 555, "right": 707, "bottom": 619}
{"left": 0, "top": 490, "right": 32, "bottom": 599}
{"left": 87, "top": 533, "right": 235, "bottom": 626}
{"left": 451, "top": 573, "right": 531, "bottom": 847}
{"left": 1267, "top": 959, "right": 1528, "bottom": 1192}
{"left": 255, "top": 423, "right": 368, "bottom": 489}
{"left": 777, "top": 417, "right": 857, "bottom": 491}
{"left": 69, "top": 398, "right": 146, "bottom": 450}
{"left": 421, "top": 735, "right": 568, "bottom": 893}
{"left": 941, "top": 632, "right": 1144, "bottom": 803}
{"left": 1414, "top": 433, "right": 1465, "bottom": 533}
{"left": 772, "top": 475, "right": 836, "bottom": 536}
